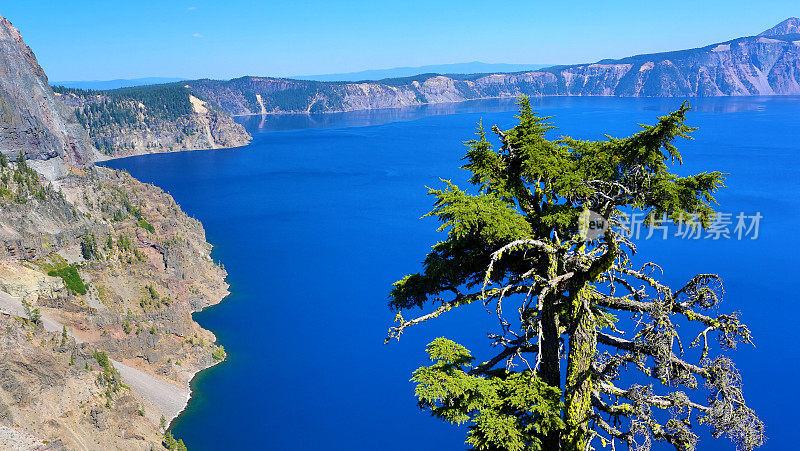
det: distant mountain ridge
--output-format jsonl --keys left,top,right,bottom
{"left": 51, "top": 77, "right": 186, "bottom": 90}
{"left": 292, "top": 62, "right": 550, "bottom": 82}
{"left": 52, "top": 18, "right": 800, "bottom": 117}
{"left": 178, "top": 18, "right": 800, "bottom": 115}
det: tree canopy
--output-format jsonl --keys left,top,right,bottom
{"left": 386, "top": 97, "right": 763, "bottom": 451}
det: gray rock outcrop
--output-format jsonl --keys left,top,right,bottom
{"left": 0, "top": 16, "right": 93, "bottom": 168}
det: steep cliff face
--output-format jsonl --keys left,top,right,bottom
{"left": 0, "top": 17, "right": 93, "bottom": 167}
{"left": 187, "top": 18, "right": 800, "bottom": 116}
{"left": 0, "top": 14, "right": 229, "bottom": 450}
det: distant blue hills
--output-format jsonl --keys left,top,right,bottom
{"left": 49, "top": 63, "right": 550, "bottom": 90}
{"left": 290, "top": 62, "right": 550, "bottom": 82}
{"left": 50, "top": 77, "right": 186, "bottom": 90}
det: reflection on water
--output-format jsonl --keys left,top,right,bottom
{"left": 235, "top": 98, "right": 521, "bottom": 132}
{"left": 237, "top": 96, "right": 800, "bottom": 133}
{"left": 637, "top": 96, "right": 798, "bottom": 114}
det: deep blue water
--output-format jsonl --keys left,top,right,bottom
{"left": 104, "top": 97, "right": 800, "bottom": 450}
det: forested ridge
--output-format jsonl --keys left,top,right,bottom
{"left": 51, "top": 84, "right": 249, "bottom": 157}
{"left": 53, "top": 84, "right": 193, "bottom": 128}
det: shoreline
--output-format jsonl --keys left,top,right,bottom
{"left": 228, "top": 93, "right": 800, "bottom": 117}
{"left": 92, "top": 146, "right": 237, "bottom": 428}
{"left": 165, "top": 288, "right": 231, "bottom": 429}
{"left": 92, "top": 141, "right": 251, "bottom": 162}
{"left": 166, "top": 339, "right": 224, "bottom": 430}
{"left": 228, "top": 95, "right": 519, "bottom": 116}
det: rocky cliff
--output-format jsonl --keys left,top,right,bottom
{"left": 55, "top": 86, "right": 251, "bottom": 159}
{"left": 0, "top": 17, "right": 93, "bottom": 169}
{"left": 186, "top": 18, "right": 800, "bottom": 115}
{"left": 0, "top": 14, "right": 229, "bottom": 450}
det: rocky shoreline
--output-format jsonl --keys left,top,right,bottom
{"left": 0, "top": 164, "right": 232, "bottom": 450}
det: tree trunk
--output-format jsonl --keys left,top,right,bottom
{"left": 563, "top": 288, "right": 596, "bottom": 451}
{"left": 538, "top": 257, "right": 562, "bottom": 450}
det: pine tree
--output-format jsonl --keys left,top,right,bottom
{"left": 386, "top": 97, "right": 763, "bottom": 450}
{"left": 81, "top": 231, "right": 98, "bottom": 260}
{"left": 21, "top": 299, "right": 41, "bottom": 326}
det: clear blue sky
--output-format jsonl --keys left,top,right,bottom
{"left": 1, "top": 1, "right": 796, "bottom": 81}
